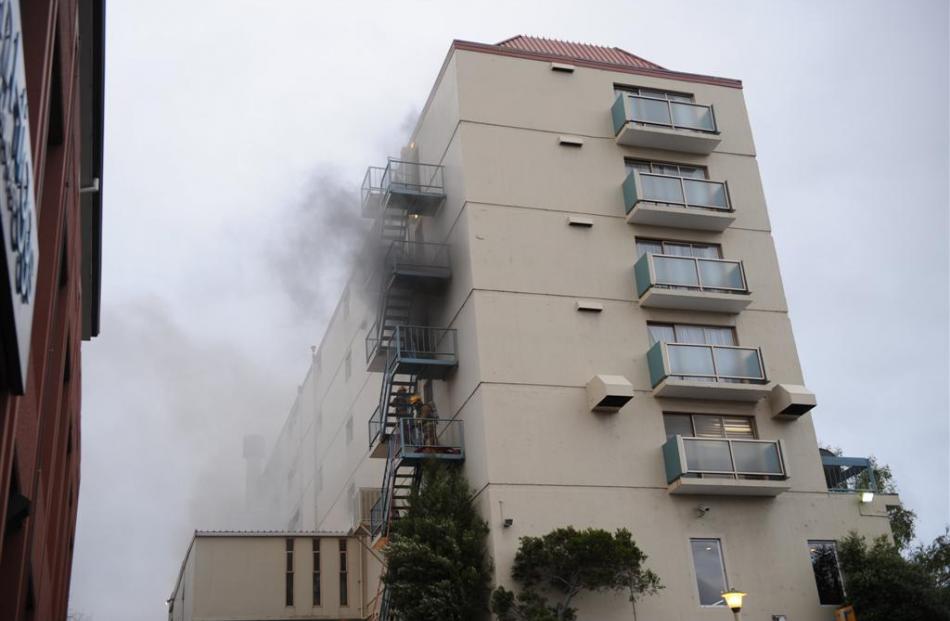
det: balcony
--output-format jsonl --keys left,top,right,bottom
{"left": 385, "top": 241, "right": 451, "bottom": 289}
{"left": 647, "top": 341, "right": 770, "bottom": 401}
{"left": 634, "top": 253, "right": 751, "bottom": 313}
{"left": 622, "top": 170, "right": 734, "bottom": 231}
{"left": 611, "top": 93, "right": 721, "bottom": 154}
{"left": 361, "top": 159, "right": 446, "bottom": 217}
{"left": 663, "top": 435, "right": 790, "bottom": 496}
{"left": 388, "top": 325, "right": 458, "bottom": 378}
{"left": 370, "top": 418, "right": 465, "bottom": 537}
{"left": 821, "top": 452, "right": 878, "bottom": 494}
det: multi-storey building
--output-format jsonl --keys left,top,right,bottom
{"left": 251, "top": 36, "right": 897, "bottom": 620}
{"left": 0, "top": 1, "right": 105, "bottom": 619}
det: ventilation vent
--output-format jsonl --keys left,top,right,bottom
{"left": 567, "top": 216, "right": 593, "bottom": 227}
{"left": 550, "top": 62, "right": 575, "bottom": 73}
{"left": 558, "top": 135, "right": 584, "bottom": 147}
{"left": 576, "top": 300, "right": 603, "bottom": 312}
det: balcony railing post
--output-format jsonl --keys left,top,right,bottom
{"left": 707, "top": 344, "right": 720, "bottom": 380}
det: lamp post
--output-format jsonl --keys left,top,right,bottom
{"left": 722, "top": 588, "right": 746, "bottom": 621}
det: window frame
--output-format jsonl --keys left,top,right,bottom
{"left": 647, "top": 322, "right": 738, "bottom": 346}
{"left": 614, "top": 84, "right": 695, "bottom": 103}
{"left": 312, "top": 539, "right": 322, "bottom": 607}
{"left": 663, "top": 413, "right": 758, "bottom": 441}
{"left": 626, "top": 158, "right": 709, "bottom": 181}
{"left": 808, "top": 540, "right": 846, "bottom": 606}
{"left": 636, "top": 237, "right": 723, "bottom": 259}
{"left": 285, "top": 538, "right": 295, "bottom": 607}
{"left": 689, "top": 538, "right": 729, "bottom": 607}
{"left": 338, "top": 539, "right": 349, "bottom": 607}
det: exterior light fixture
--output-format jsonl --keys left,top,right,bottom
{"left": 722, "top": 588, "right": 746, "bottom": 619}
{"left": 860, "top": 491, "right": 874, "bottom": 503}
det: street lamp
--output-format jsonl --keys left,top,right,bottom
{"left": 722, "top": 588, "right": 746, "bottom": 620}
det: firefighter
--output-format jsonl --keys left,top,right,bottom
{"left": 419, "top": 401, "right": 438, "bottom": 448}
{"left": 408, "top": 394, "right": 424, "bottom": 445}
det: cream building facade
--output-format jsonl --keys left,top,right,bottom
{"left": 168, "top": 532, "right": 374, "bottom": 621}
{"left": 249, "top": 36, "right": 898, "bottom": 620}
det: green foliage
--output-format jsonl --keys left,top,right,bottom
{"left": 888, "top": 504, "right": 917, "bottom": 551}
{"left": 491, "top": 527, "right": 661, "bottom": 621}
{"left": 912, "top": 529, "right": 950, "bottom": 592}
{"left": 383, "top": 462, "right": 491, "bottom": 621}
{"left": 838, "top": 532, "right": 950, "bottom": 621}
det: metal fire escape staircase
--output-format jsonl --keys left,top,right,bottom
{"left": 360, "top": 159, "right": 466, "bottom": 621}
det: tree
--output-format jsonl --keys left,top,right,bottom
{"left": 383, "top": 461, "right": 491, "bottom": 621}
{"left": 837, "top": 532, "right": 950, "bottom": 621}
{"left": 491, "top": 527, "right": 661, "bottom": 621}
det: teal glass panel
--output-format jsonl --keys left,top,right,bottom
{"left": 670, "top": 102, "right": 716, "bottom": 131}
{"left": 667, "top": 344, "right": 715, "bottom": 377}
{"left": 653, "top": 256, "right": 700, "bottom": 287}
{"left": 713, "top": 348, "right": 764, "bottom": 380}
{"left": 698, "top": 260, "right": 745, "bottom": 290}
{"left": 683, "top": 439, "right": 733, "bottom": 472}
{"left": 630, "top": 96, "right": 672, "bottom": 125}
{"left": 640, "top": 174, "right": 684, "bottom": 204}
{"left": 683, "top": 179, "right": 729, "bottom": 209}
{"left": 732, "top": 441, "right": 783, "bottom": 474}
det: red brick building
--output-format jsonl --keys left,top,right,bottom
{"left": 0, "top": 1, "right": 105, "bottom": 619}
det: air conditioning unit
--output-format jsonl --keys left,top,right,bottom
{"left": 769, "top": 384, "right": 816, "bottom": 419}
{"left": 586, "top": 375, "right": 634, "bottom": 413}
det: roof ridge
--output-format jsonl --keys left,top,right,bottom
{"left": 495, "top": 35, "right": 664, "bottom": 70}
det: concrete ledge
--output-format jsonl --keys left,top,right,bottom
{"left": 616, "top": 122, "right": 721, "bottom": 154}
{"left": 669, "top": 477, "right": 790, "bottom": 496}
{"left": 653, "top": 378, "right": 771, "bottom": 401}
{"left": 626, "top": 202, "right": 735, "bottom": 231}
{"left": 639, "top": 287, "right": 752, "bottom": 314}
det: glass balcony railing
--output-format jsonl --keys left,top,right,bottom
{"left": 663, "top": 435, "right": 788, "bottom": 483}
{"left": 634, "top": 253, "right": 748, "bottom": 298}
{"left": 623, "top": 171, "right": 731, "bottom": 215}
{"left": 612, "top": 93, "right": 718, "bottom": 134}
{"left": 648, "top": 341, "right": 767, "bottom": 387}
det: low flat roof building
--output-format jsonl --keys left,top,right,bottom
{"left": 168, "top": 531, "right": 376, "bottom": 621}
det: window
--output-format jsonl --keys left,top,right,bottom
{"left": 344, "top": 349, "right": 352, "bottom": 381}
{"left": 809, "top": 541, "right": 845, "bottom": 605}
{"left": 312, "top": 539, "right": 321, "bottom": 607}
{"left": 345, "top": 416, "right": 354, "bottom": 444}
{"left": 648, "top": 322, "right": 736, "bottom": 347}
{"left": 663, "top": 414, "right": 756, "bottom": 441}
{"left": 690, "top": 539, "right": 728, "bottom": 606}
{"left": 636, "top": 238, "right": 721, "bottom": 259}
{"left": 626, "top": 159, "right": 706, "bottom": 180}
{"left": 615, "top": 85, "right": 694, "bottom": 103}
{"left": 285, "top": 539, "right": 295, "bottom": 606}
{"left": 339, "top": 539, "right": 349, "bottom": 606}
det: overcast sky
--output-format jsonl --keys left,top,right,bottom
{"left": 69, "top": 1, "right": 948, "bottom": 618}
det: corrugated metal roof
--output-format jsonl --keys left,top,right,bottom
{"left": 496, "top": 35, "right": 664, "bottom": 70}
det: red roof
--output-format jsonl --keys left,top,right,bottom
{"left": 496, "top": 35, "right": 664, "bottom": 70}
